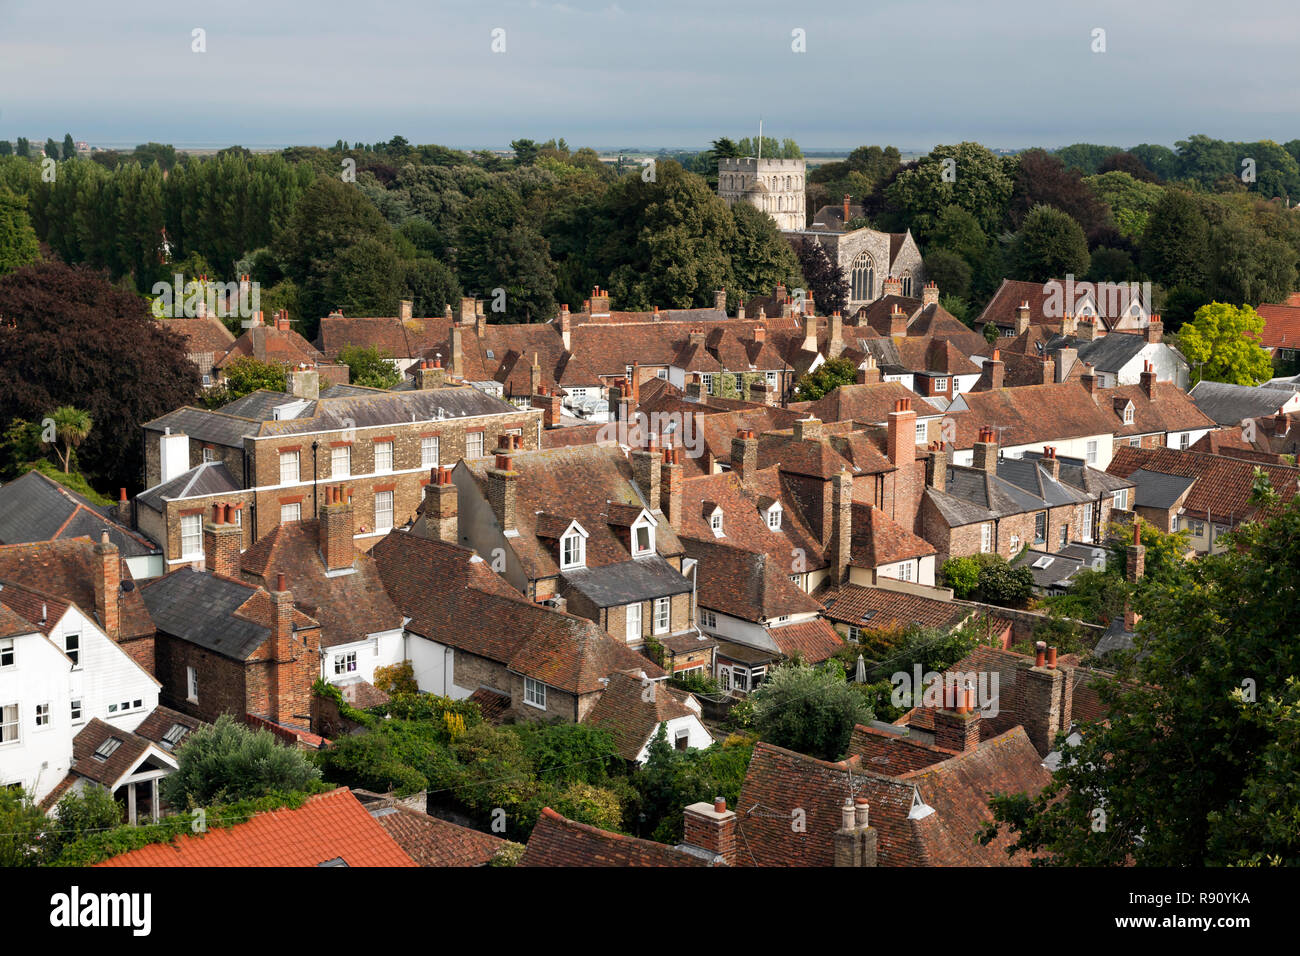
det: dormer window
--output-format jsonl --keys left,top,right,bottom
{"left": 711, "top": 511, "right": 723, "bottom": 535}
{"left": 766, "top": 504, "right": 782, "bottom": 530}
{"left": 1123, "top": 403, "right": 1134, "bottom": 424}
{"left": 631, "top": 512, "right": 656, "bottom": 557}
{"left": 561, "top": 531, "right": 586, "bottom": 570}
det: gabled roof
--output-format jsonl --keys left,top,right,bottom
{"left": 97, "top": 788, "right": 416, "bottom": 867}
{"left": 562, "top": 556, "right": 693, "bottom": 609}
{"left": 1090, "top": 381, "right": 1214, "bottom": 437}
{"left": 519, "top": 807, "right": 715, "bottom": 866}
{"left": 1255, "top": 302, "right": 1300, "bottom": 351}
{"left": 849, "top": 503, "right": 936, "bottom": 568}
{"left": 819, "top": 583, "right": 970, "bottom": 633}
{"left": 215, "top": 322, "right": 324, "bottom": 369}
{"left": 765, "top": 618, "right": 845, "bottom": 662}
{"left": 1107, "top": 444, "right": 1300, "bottom": 522}
{"left": 683, "top": 536, "right": 823, "bottom": 623}
{"left": 1189, "top": 379, "right": 1297, "bottom": 426}
{"left": 583, "top": 672, "right": 703, "bottom": 761}
{"left": 136, "top": 461, "right": 239, "bottom": 513}
{"left": 0, "top": 539, "right": 154, "bottom": 641}
{"left": 368, "top": 803, "right": 507, "bottom": 867}
{"left": 157, "top": 314, "right": 237, "bottom": 355}
{"left": 371, "top": 532, "right": 663, "bottom": 694}
{"left": 237, "top": 520, "right": 403, "bottom": 649}
{"left": 946, "top": 382, "right": 1117, "bottom": 448}
{"left": 133, "top": 705, "right": 204, "bottom": 752}
{"left": 0, "top": 471, "right": 157, "bottom": 557}
{"left": 70, "top": 719, "right": 177, "bottom": 789}
{"left": 679, "top": 469, "right": 827, "bottom": 572}
{"left": 1125, "top": 468, "right": 1198, "bottom": 509}
{"left": 789, "top": 382, "right": 941, "bottom": 426}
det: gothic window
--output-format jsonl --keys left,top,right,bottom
{"left": 901, "top": 274, "right": 913, "bottom": 297}
{"left": 851, "top": 252, "right": 875, "bottom": 302}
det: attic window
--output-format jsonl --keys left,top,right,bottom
{"left": 632, "top": 515, "right": 655, "bottom": 557}
{"left": 317, "top": 858, "right": 349, "bottom": 867}
{"left": 561, "top": 531, "right": 585, "bottom": 570}
{"left": 860, "top": 610, "right": 877, "bottom": 622}
{"left": 710, "top": 511, "right": 724, "bottom": 536}
{"left": 766, "top": 504, "right": 782, "bottom": 530}
{"left": 1123, "top": 404, "right": 1134, "bottom": 424}
{"left": 1032, "top": 555, "right": 1054, "bottom": 569}
{"left": 161, "top": 723, "right": 190, "bottom": 750}
{"left": 486, "top": 349, "right": 495, "bottom": 359}
{"left": 93, "top": 737, "right": 123, "bottom": 761}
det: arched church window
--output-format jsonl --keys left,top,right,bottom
{"left": 851, "top": 252, "right": 875, "bottom": 302}
{"left": 901, "top": 275, "right": 913, "bottom": 297}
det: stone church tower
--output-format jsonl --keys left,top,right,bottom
{"left": 717, "top": 157, "right": 806, "bottom": 231}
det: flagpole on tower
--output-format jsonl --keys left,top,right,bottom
{"left": 757, "top": 118, "right": 762, "bottom": 160}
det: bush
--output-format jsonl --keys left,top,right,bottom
{"left": 373, "top": 661, "right": 418, "bottom": 697}
{"left": 161, "top": 714, "right": 323, "bottom": 808}
{"left": 748, "top": 660, "right": 872, "bottom": 761}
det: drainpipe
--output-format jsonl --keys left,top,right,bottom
{"left": 311, "top": 440, "right": 320, "bottom": 518}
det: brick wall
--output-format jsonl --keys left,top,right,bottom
{"left": 155, "top": 635, "right": 248, "bottom": 724}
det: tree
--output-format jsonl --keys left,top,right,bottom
{"left": 748, "top": 660, "right": 872, "bottom": 761}
{"left": 15, "top": 138, "right": 30, "bottom": 159}
{"left": 922, "top": 248, "right": 971, "bottom": 299}
{"left": 632, "top": 729, "right": 753, "bottom": 843}
{"left": 941, "top": 553, "right": 1034, "bottom": 606}
{"left": 1206, "top": 214, "right": 1297, "bottom": 306}
{"left": 46, "top": 405, "right": 92, "bottom": 472}
{"left": 216, "top": 356, "right": 287, "bottom": 400}
{"left": 793, "top": 357, "right": 857, "bottom": 401}
{"left": 1178, "top": 302, "right": 1274, "bottom": 385}
{"left": 0, "top": 187, "right": 39, "bottom": 273}
{"left": 44, "top": 787, "right": 122, "bottom": 860}
{"left": 62, "top": 134, "right": 76, "bottom": 161}
{"left": 729, "top": 202, "right": 802, "bottom": 301}
{"left": 1008, "top": 149, "right": 1109, "bottom": 236}
{"left": 1010, "top": 204, "right": 1090, "bottom": 282}
{"left": 0, "top": 788, "right": 47, "bottom": 866}
{"left": 339, "top": 345, "right": 401, "bottom": 389}
{"left": 983, "top": 494, "right": 1300, "bottom": 865}
{"left": 161, "top": 714, "right": 322, "bottom": 808}
{"left": 1084, "top": 171, "right": 1164, "bottom": 240}
{"left": 403, "top": 256, "right": 460, "bottom": 317}
{"left": 1141, "top": 189, "right": 1209, "bottom": 290}
{"left": 0, "top": 261, "right": 201, "bottom": 490}
{"left": 44, "top": 138, "right": 60, "bottom": 160}
{"left": 0, "top": 141, "right": 11, "bottom": 157}
{"left": 883, "top": 142, "right": 1015, "bottom": 239}
{"left": 1054, "top": 144, "right": 1122, "bottom": 175}
{"left": 795, "top": 237, "right": 848, "bottom": 315}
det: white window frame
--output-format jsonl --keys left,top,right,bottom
{"left": 847, "top": 625, "right": 863, "bottom": 642}
{"left": 626, "top": 602, "right": 643, "bottom": 643}
{"left": 202, "top": 447, "right": 216, "bottom": 463}
{"left": 0, "top": 703, "right": 18, "bottom": 744}
{"left": 1123, "top": 405, "right": 1134, "bottom": 425}
{"left": 897, "top": 561, "right": 914, "bottom": 582}
{"left": 523, "top": 677, "right": 547, "bottom": 710}
{"left": 64, "top": 633, "right": 80, "bottom": 667}
{"left": 767, "top": 506, "right": 782, "bottom": 530}
{"left": 1086, "top": 440, "right": 1098, "bottom": 465}
{"left": 187, "top": 666, "right": 199, "bottom": 703}
{"left": 934, "top": 377, "right": 948, "bottom": 392}
{"left": 421, "top": 436, "right": 440, "bottom": 469}
{"left": 1178, "top": 432, "right": 1190, "bottom": 450}
{"left": 561, "top": 532, "right": 585, "bottom": 570}
{"left": 180, "top": 513, "right": 203, "bottom": 558}
{"left": 710, "top": 511, "right": 723, "bottom": 535}
{"left": 280, "top": 502, "right": 301, "bottom": 525}
{"left": 0, "top": 638, "right": 12, "bottom": 668}
{"left": 466, "top": 432, "right": 485, "bottom": 459}
{"left": 699, "top": 609, "right": 717, "bottom": 629}
{"left": 331, "top": 445, "right": 351, "bottom": 479}
{"left": 653, "top": 597, "right": 671, "bottom": 634}
{"left": 632, "top": 520, "right": 654, "bottom": 557}
{"left": 1113, "top": 489, "right": 1128, "bottom": 511}
{"left": 34, "top": 702, "right": 50, "bottom": 727}
{"left": 334, "top": 651, "right": 358, "bottom": 675}
{"left": 1082, "top": 502, "right": 1095, "bottom": 542}
{"left": 980, "top": 522, "right": 992, "bottom": 553}
{"left": 374, "top": 441, "right": 394, "bottom": 474}
{"left": 279, "top": 450, "right": 300, "bottom": 485}
{"left": 375, "top": 490, "right": 394, "bottom": 533}
{"left": 70, "top": 698, "right": 83, "bottom": 723}
{"left": 1034, "top": 511, "right": 1047, "bottom": 546}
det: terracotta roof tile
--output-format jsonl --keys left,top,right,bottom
{"left": 519, "top": 807, "right": 715, "bottom": 866}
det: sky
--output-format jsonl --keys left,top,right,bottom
{"left": 3, "top": 0, "right": 1300, "bottom": 153}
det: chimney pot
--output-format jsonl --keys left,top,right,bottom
{"left": 276, "top": 572, "right": 286, "bottom": 592}
{"left": 1047, "top": 646, "right": 1058, "bottom": 669}
{"left": 713, "top": 796, "right": 726, "bottom": 814}
{"left": 1035, "top": 641, "right": 1046, "bottom": 667}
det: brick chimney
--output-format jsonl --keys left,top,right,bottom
{"left": 933, "top": 680, "right": 981, "bottom": 753}
{"left": 752, "top": 324, "right": 766, "bottom": 344}
{"left": 534, "top": 384, "right": 563, "bottom": 428}
{"left": 268, "top": 572, "right": 307, "bottom": 728}
{"left": 731, "top": 429, "right": 757, "bottom": 484}
{"left": 793, "top": 417, "right": 822, "bottom": 442}
{"left": 319, "top": 486, "right": 355, "bottom": 572}
{"left": 1274, "top": 411, "right": 1290, "bottom": 438}
{"left": 828, "top": 469, "right": 853, "bottom": 584}
{"left": 450, "top": 326, "right": 465, "bottom": 378}
{"left": 1077, "top": 317, "right": 1097, "bottom": 342}
{"left": 683, "top": 797, "right": 736, "bottom": 866}
{"left": 458, "top": 297, "right": 477, "bottom": 326}
{"left": 1040, "top": 446, "right": 1060, "bottom": 482}
{"left": 1124, "top": 517, "right": 1145, "bottom": 631}
{"left": 116, "top": 487, "right": 131, "bottom": 526}
{"left": 1040, "top": 354, "right": 1055, "bottom": 386}
{"left": 888, "top": 305, "right": 908, "bottom": 337}
{"left": 926, "top": 441, "right": 947, "bottom": 492}
{"left": 92, "top": 531, "right": 121, "bottom": 642}
{"left": 828, "top": 311, "right": 844, "bottom": 358}
{"left": 972, "top": 427, "right": 999, "bottom": 474}
{"left": 475, "top": 308, "right": 487, "bottom": 339}
{"left": 399, "top": 299, "right": 412, "bottom": 323}
{"left": 856, "top": 355, "right": 881, "bottom": 385}
{"left": 413, "top": 358, "right": 447, "bottom": 390}
{"left": 1016, "top": 641, "right": 1072, "bottom": 758}
{"left": 558, "top": 304, "right": 572, "bottom": 351}
{"left": 688, "top": 325, "right": 705, "bottom": 348}
{"left": 714, "top": 289, "right": 727, "bottom": 314}
{"left": 1061, "top": 312, "right": 1078, "bottom": 338}
{"left": 883, "top": 275, "right": 902, "bottom": 297}
{"left": 204, "top": 503, "right": 242, "bottom": 577}
{"left": 488, "top": 450, "right": 519, "bottom": 534}
{"left": 590, "top": 286, "right": 610, "bottom": 316}
{"left": 1015, "top": 301, "right": 1031, "bottom": 336}
{"left": 275, "top": 309, "right": 291, "bottom": 332}
{"left": 422, "top": 466, "right": 459, "bottom": 544}
{"left": 887, "top": 398, "right": 915, "bottom": 468}
{"left": 630, "top": 435, "right": 663, "bottom": 513}
{"left": 842, "top": 194, "right": 851, "bottom": 226}
{"left": 660, "top": 445, "right": 684, "bottom": 531}
{"left": 1144, "top": 314, "right": 1163, "bottom": 344}
{"left": 1080, "top": 362, "right": 1098, "bottom": 394}
{"left": 1140, "top": 360, "right": 1157, "bottom": 400}
{"left": 686, "top": 372, "right": 703, "bottom": 402}
{"left": 833, "top": 797, "right": 878, "bottom": 867}
{"left": 980, "top": 350, "right": 1004, "bottom": 390}
{"left": 922, "top": 281, "right": 939, "bottom": 307}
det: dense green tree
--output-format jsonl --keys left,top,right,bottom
{"left": 1178, "top": 302, "right": 1274, "bottom": 385}
{"left": 455, "top": 189, "right": 557, "bottom": 321}
{"left": 1008, "top": 149, "right": 1109, "bottom": 237}
{"left": 206, "top": 356, "right": 286, "bottom": 405}
{"left": 795, "top": 237, "right": 848, "bottom": 315}
{"left": 44, "top": 138, "right": 60, "bottom": 160}
{"left": 728, "top": 202, "right": 802, "bottom": 303}
{"left": 403, "top": 256, "right": 461, "bottom": 317}
{"left": 132, "top": 142, "right": 178, "bottom": 170}
{"left": 1207, "top": 214, "right": 1297, "bottom": 306}
{"left": 1084, "top": 171, "right": 1164, "bottom": 240}
{"left": 0, "top": 140, "right": 11, "bottom": 157}
{"left": 748, "top": 660, "right": 872, "bottom": 761}
{"left": 61, "top": 134, "right": 76, "bottom": 160}
{"left": 1128, "top": 143, "right": 1179, "bottom": 180}
{"left": 1085, "top": 246, "right": 1136, "bottom": 283}
{"left": 1010, "top": 204, "right": 1090, "bottom": 282}
{"left": 15, "top": 138, "right": 30, "bottom": 159}
{"left": 1054, "top": 143, "right": 1122, "bottom": 175}
{"left": 1097, "top": 151, "right": 1161, "bottom": 183}
{"left": 883, "top": 142, "right": 1015, "bottom": 239}
{"left": 793, "top": 356, "right": 856, "bottom": 401}
{"left": 631, "top": 729, "right": 753, "bottom": 843}
{"left": 339, "top": 345, "right": 401, "bottom": 389}
{"left": 162, "top": 715, "right": 322, "bottom": 808}
{"left": 1141, "top": 189, "right": 1210, "bottom": 289}
{"left": 0, "top": 187, "right": 39, "bottom": 273}
{"left": 923, "top": 248, "right": 972, "bottom": 299}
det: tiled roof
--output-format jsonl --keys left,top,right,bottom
{"left": 0, "top": 470, "right": 157, "bottom": 557}
{"left": 583, "top": 672, "right": 703, "bottom": 760}
{"left": 157, "top": 315, "right": 236, "bottom": 355}
{"left": 683, "top": 537, "right": 822, "bottom": 622}
{"left": 766, "top": 617, "right": 845, "bottom": 663}
{"left": 371, "top": 532, "right": 663, "bottom": 694}
{"left": 819, "top": 583, "right": 971, "bottom": 633}
{"left": 679, "top": 469, "right": 826, "bottom": 572}
{"left": 133, "top": 705, "right": 204, "bottom": 752}
{"left": 947, "top": 381, "right": 1118, "bottom": 449}
{"left": 1092, "top": 381, "right": 1214, "bottom": 438}
{"left": 0, "top": 602, "right": 36, "bottom": 639}
{"left": 0, "top": 539, "right": 154, "bottom": 641}
{"left": 519, "top": 807, "right": 715, "bottom": 866}
{"left": 369, "top": 804, "right": 506, "bottom": 866}
{"left": 976, "top": 278, "right": 1140, "bottom": 330}
{"left": 1107, "top": 444, "right": 1300, "bottom": 522}
{"left": 215, "top": 323, "right": 325, "bottom": 369}
{"left": 789, "top": 382, "right": 941, "bottom": 426}
{"left": 238, "top": 520, "right": 403, "bottom": 649}
{"left": 0, "top": 579, "right": 73, "bottom": 636}
{"left": 849, "top": 503, "right": 936, "bottom": 567}
{"left": 97, "top": 788, "right": 417, "bottom": 867}
{"left": 70, "top": 719, "right": 173, "bottom": 788}
{"left": 468, "top": 687, "right": 512, "bottom": 722}
{"left": 1255, "top": 303, "right": 1300, "bottom": 351}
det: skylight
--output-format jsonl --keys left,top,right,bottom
{"left": 93, "top": 737, "right": 123, "bottom": 761}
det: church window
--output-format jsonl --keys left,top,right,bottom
{"left": 851, "top": 252, "right": 875, "bottom": 302}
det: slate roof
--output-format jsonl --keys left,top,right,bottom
{"left": 140, "top": 567, "right": 316, "bottom": 661}
{"left": 136, "top": 461, "right": 240, "bottom": 513}
{"left": 519, "top": 807, "right": 715, "bottom": 866}
{"left": 818, "top": 583, "right": 971, "bottom": 633}
{"left": 0, "top": 539, "right": 154, "bottom": 641}
{"left": 1068, "top": 331, "right": 1148, "bottom": 372}
{"left": 583, "top": 672, "right": 704, "bottom": 761}
{"left": 1011, "top": 549, "right": 1086, "bottom": 589}
{"left": 561, "top": 556, "right": 693, "bottom": 609}
{"left": 1189, "top": 380, "right": 1297, "bottom": 426}
{"left": 0, "top": 470, "right": 157, "bottom": 557}
{"left": 371, "top": 532, "right": 664, "bottom": 695}
{"left": 97, "top": 788, "right": 416, "bottom": 867}
{"left": 238, "top": 520, "right": 403, "bottom": 649}
{"left": 368, "top": 804, "right": 507, "bottom": 866}
{"left": 1126, "top": 468, "right": 1198, "bottom": 509}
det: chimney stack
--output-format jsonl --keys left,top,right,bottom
{"left": 399, "top": 299, "right": 412, "bottom": 324}
{"left": 660, "top": 444, "right": 684, "bottom": 531}
{"left": 1140, "top": 360, "right": 1157, "bottom": 400}
{"left": 630, "top": 435, "right": 663, "bottom": 514}
{"left": 886, "top": 398, "right": 915, "bottom": 467}
{"left": 1054, "top": 345, "right": 1076, "bottom": 383}
{"left": 1040, "top": 354, "right": 1055, "bottom": 386}
{"left": 828, "top": 469, "right": 854, "bottom": 584}
{"left": 1041, "top": 446, "right": 1060, "bottom": 482}
{"left": 1144, "top": 314, "right": 1163, "bottom": 344}
{"left": 413, "top": 358, "right": 447, "bottom": 390}
{"left": 1080, "top": 362, "right": 1098, "bottom": 394}
{"left": 833, "top": 796, "right": 878, "bottom": 867}
{"left": 842, "top": 193, "right": 851, "bottom": 226}
{"left": 268, "top": 571, "right": 305, "bottom": 728}
{"left": 116, "top": 487, "right": 131, "bottom": 526}
{"left": 590, "top": 286, "right": 611, "bottom": 316}
{"left": 683, "top": 798, "right": 737, "bottom": 866}
{"left": 792, "top": 417, "right": 822, "bottom": 443}
{"left": 422, "top": 466, "right": 459, "bottom": 544}
{"left": 981, "top": 350, "right": 1005, "bottom": 391}
{"left": 714, "top": 289, "right": 727, "bottom": 314}
{"left": 1016, "top": 641, "right": 1073, "bottom": 758}
{"left": 319, "top": 486, "right": 355, "bottom": 571}
{"left": 922, "top": 281, "right": 939, "bottom": 307}
{"left": 731, "top": 429, "right": 758, "bottom": 485}
{"left": 883, "top": 275, "right": 902, "bottom": 298}
{"left": 856, "top": 354, "right": 881, "bottom": 385}
{"left": 1062, "top": 312, "right": 1078, "bottom": 338}
{"left": 888, "top": 305, "right": 907, "bottom": 337}
{"left": 1124, "top": 518, "right": 1146, "bottom": 632}
{"left": 488, "top": 449, "right": 519, "bottom": 534}
{"left": 450, "top": 326, "right": 465, "bottom": 378}
{"left": 1015, "top": 301, "right": 1031, "bottom": 336}
{"left": 558, "top": 304, "right": 572, "bottom": 351}
{"left": 933, "top": 679, "right": 981, "bottom": 753}
{"left": 972, "top": 427, "right": 999, "bottom": 474}
{"left": 828, "top": 311, "right": 844, "bottom": 358}
{"left": 204, "top": 502, "right": 243, "bottom": 577}
{"left": 92, "top": 531, "right": 121, "bottom": 642}
{"left": 802, "top": 313, "right": 817, "bottom": 352}
{"left": 1077, "top": 317, "right": 1097, "bottom": 342}
{"left": 926, "top": 441, "right": 947, "bottom": 492}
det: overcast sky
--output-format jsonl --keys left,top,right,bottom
{"left": 3, "top": 0, "right": 1299, "bottom": 152}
